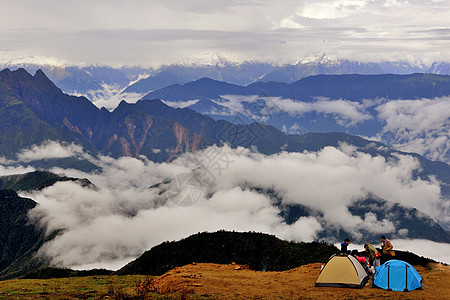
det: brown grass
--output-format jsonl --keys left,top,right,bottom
{"left": 0, "top": 263, "right": 448, "bottom": 299}
{"left": 150, "top": 262, "right": 450, "bottom": 299}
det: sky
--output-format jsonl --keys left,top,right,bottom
{"left": 1, "top": 0, "right": 449, "bottom": 67}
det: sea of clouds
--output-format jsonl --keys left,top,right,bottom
{"left": 1, "top": 141, "right": 449, "bottom": 270}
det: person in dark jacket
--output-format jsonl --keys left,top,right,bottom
{"left": 341, "top": 238, "right": 350, "bottom": 254}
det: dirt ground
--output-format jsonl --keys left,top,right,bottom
{"left": 150, "top": 262, "right": 450, "bottom": 299}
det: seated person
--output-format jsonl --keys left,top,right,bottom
{"left": 380, "top": 235, "right": 395, "bottom": 263}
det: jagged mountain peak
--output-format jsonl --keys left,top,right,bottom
{"left": 295, "top": 53, "right": 339, "bottom": 65}
{"left": 178, "top": 53, "right": 242, "bottom": 68}
{"left": 0, "top": 67, "right": 60, "bottom": 91}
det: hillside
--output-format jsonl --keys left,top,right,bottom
{"left": 0, "top": 190, "right": 46, "bottom": 280}
{"left": 0, "top": 171, "right": 97, "bottom": 280}
{"left": 116, "top": 231, "right": 339, "bottom": 276}
{"left": 0, "top": 171, "right": 94, "bottom": 192}
{"left": 150, "top": 262, "right": 449, "bottom": 299}
{"left": 115, "top": 231, "right": 438, "bottom": 277}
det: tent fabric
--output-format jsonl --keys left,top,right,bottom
{"left": 315, "top": 253, "right": 369, "bottom": 288}
{"left": 373, "top": 260, "right": 422, "bottom": 292}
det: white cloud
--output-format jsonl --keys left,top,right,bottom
{"left": 376, "top": 97, "right": 450, "bottom": 162}
{"left": 215, "top": 95, "right": 372, "bottom": 126}
{"left": 394, "top": 239, "right": 450, "bottom": 264}
{"left": 282, "top": 123, "right": 302, "bottom": 135}
{"left": 0, "top": 165, "right": 35, "bottom": 177}
{"left": 336, "top": 239, "right": 450, "bottom": 264}
{"left": 16, "top": 141, "right": 86, "bottom": 162}
{"left": 215, "top": 95, "right": 258, "bottom": 113}
{"left": 162, "top": 99, "right": 199, "bottom": 108}
{"left": 273, "top": 97, "right": 372, "bottom": 125}
{"left": 72, "top": 83, "right": 145, "bottom": 110}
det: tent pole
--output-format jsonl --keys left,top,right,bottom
{"left": 404, "top": 265, "right": 408, "bottom": 292}
{"left": 387, "top": 265, "right": 391, "bottom": 291}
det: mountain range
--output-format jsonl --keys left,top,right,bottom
{"left": 0, "top": 68, "right": 448, "bottom": 190}
{"left": 145, "top": 73, "right": 450, "bottom": 102}
{"left": 142, "top": 74, "right": 450, "bottom": 163}
{"left": 260, "top": 55, "right": 450, "bottom": 83}
{"left": 124, "top": 57, "right": 450, "bottom": 95}
{"left": 1, "top": 68, "right": 449, "bottom": 180}
{"left": 0, "top": 68, "right": 449, "bottom": 279}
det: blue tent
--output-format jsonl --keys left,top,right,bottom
{"left": 373, "top": 260, "right": 422, "bottom": 292}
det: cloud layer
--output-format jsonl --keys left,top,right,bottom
{"left": 2, "top": 142, "right": 444, "bottom": 269}
{"left": 203, "top": 95, "right": 450, "bottom": 163}
{"left": 376, "top": 98, "right": 450, "bottom": 162}
{"left": 1, "top": 0, "right": 449, "bottom": 66}
{"left": 216, "top": 95, "right": 372, "bottom": 126}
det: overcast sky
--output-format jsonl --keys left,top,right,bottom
{"left": 1, "top": 0, "right": 449, "bottom": 66}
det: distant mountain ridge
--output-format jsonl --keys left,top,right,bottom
{"left": 145, "top": 73, "right": 450, "bottom": 102}
{"left": 124, "top": 61, "right": 274, "bottom": 93}
{"left": 3, "top": 57, "right": 450, "bottom": 99}
{"left": 0, "top": 63, "right": 148, "bottom": 95}
{"left": 261, "top": 55, "right": 450, "bottom": 83}
{"left": 124, "top": 57, "right": 450, "bottom": 95}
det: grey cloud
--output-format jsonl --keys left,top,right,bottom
{"left": 1, "top": 0, "right": 449, "bottom": 66}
